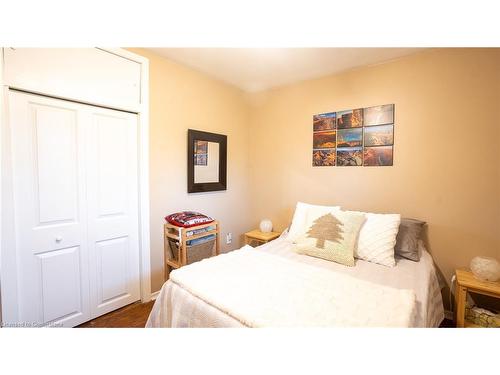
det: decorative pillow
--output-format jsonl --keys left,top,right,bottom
{"left": 395, "top": 218, "right": 426, "bottom": 261}
{"left": 287, "top": 202, "right": 341, "bottom": 242}
{"left": 165, "top": 211, "right": 214, "bottom": 228}
{"left": 293, "top": 210, "right": 365, "bottom": 266}
{"left": 346, "top": 210, "right": 401, "bottom": 267}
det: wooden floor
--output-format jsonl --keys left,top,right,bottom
{"left": 76, "top": 301, "right": 453, "bottom": 328}
{"left": 77, "top": 301, "right": 154, "bottom": 328}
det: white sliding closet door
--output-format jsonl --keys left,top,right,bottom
{"left": 9, "top": 91, "right": 91, "bottom": 327}
{"left": 8, "top": 91, "right": 140, "bottom": 327}
{"left": 85, "top": 107, "right": 140, "bottom": 317}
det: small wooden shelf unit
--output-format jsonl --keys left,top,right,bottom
{"left": 164, "top": 221, "right": 220, "bottom": 280}
{"left": 455, "top": 268, "right": 500, "bottom": 328}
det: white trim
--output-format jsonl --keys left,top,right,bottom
{"left": 137, "top": 56, "right": 152, "bottom": 303}
{"left": 97, "top": 48, "right": 147, "bottom": 65}
{"left": 150, "top": 290, "right": 160, "bottom": 301}
{"left": 0, "top": 48, "right": 153, "bottom": 325}
{"left": 0, "top": 84, "right": 19, "bottom": 324}
{"left": 0, "top": 53, "right": 20, "bottom": 324}
{"left": 0, "top": 47, "right": 4, "bottom": 323}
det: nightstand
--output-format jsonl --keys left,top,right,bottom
{"left": 244, "top": 230, "right": 280, "bottom": 247}
{"left": 455, "top": 268, "right": 500, "bottom": 327}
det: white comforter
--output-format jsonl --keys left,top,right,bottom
{"left": 149, "top": 245, "right": 418, "bottom": 327}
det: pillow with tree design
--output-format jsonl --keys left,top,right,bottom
{"left": 293, "top": 210, "right": 365, "bottom": 266}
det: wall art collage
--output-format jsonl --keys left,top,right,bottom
{"left": 312, "top": 104, "right": 394, "bottom": 167}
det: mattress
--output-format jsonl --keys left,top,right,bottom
{"left": 147, "top": 235, "right": 444, "bottom": 328}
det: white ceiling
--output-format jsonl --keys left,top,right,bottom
{"left": 148, "top": 48, "right": 424, "bottom": 92}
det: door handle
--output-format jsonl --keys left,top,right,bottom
{"left": 55, "top": 236, "right": 63, "bottom": 242}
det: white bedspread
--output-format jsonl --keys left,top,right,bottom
{"left": 147, "top": 237, "right": 444, "bottom": 328}
{"left": 167, "top": 246, "right": 416, "bottom": 327}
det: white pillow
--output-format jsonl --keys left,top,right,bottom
{"left": 287, "top": 202, "right": 341, "bottom": 242}
{"left": 347, "top": 210, "right": 401, "bottom": 267}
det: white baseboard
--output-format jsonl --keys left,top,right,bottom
{"left": 150, "top": 290, "right": 160, "bottom": 301}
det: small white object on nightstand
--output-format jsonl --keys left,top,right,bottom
{"left": 470, "top": 256, "right": 500, "bottom": 282}
{"left": 259, "top": 219, "right": 273, "bottom": 233}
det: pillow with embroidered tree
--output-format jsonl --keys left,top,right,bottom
{"left": 293, "top": 210, "right": 365, "bottom": 266}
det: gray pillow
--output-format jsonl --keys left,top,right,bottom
{"left": 395, "top": 218, "right": 426, "bottom": 261}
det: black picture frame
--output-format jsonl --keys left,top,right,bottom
{"left": 188, "top": 129, "right": 227, "bottom": 193}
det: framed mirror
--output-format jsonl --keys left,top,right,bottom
{"left": 188, "top": 129, "right": 227, "bottom": 193}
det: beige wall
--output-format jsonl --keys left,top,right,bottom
{"left": 130, "top": 49, "right": 252, "bottom": 292}
{"left": 133, "top": 48, "right": 500, "bottom": 302}
{"left": 246, "top": 48, "right": 500, "bottom": 303}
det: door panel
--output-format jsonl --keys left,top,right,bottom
{"left": 96, "top": 237, "right": 129, "bottom": 304}
{"left": 86, "top": 108, "right": 140, "bottom": 317}
{"left": 96, "top": 113, "right": 129, "bottom": 217}
{"left": 34, "top": 104, "right": 79, "bottom": 225}
{"left": 37, "top": 246, "right": 83, "bottom": 324}
{"left": 8, "top": 91, "right": 91, "bottom": 327}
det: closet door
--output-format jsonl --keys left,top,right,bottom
{"left": 8, "top": 91, "right": 91, "bottom": 327}
{"left": 84, "top": 107, "right": 140, "bottom": 317}
{"left": 8, "top": 91, "right": 141, "bottom": 326}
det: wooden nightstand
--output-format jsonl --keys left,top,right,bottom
{"left": 455, "top": 268, "right": 500, "bottom": 327}
{"left": 244, "top": 230, "right": 280, "bottom": 247}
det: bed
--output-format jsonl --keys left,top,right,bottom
{"left": 146, "top": 231, "right": 444, "bottom": 328}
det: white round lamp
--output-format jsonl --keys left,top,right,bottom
{"left": 259, "top": 219, "right": 273, "bottom": 233}
{"left": 470, "top": 256, "right": 500, "bottom": 282}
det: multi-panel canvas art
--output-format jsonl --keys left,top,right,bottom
{"left": 312, "top": 104, "right": 394, "bottom": 167}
